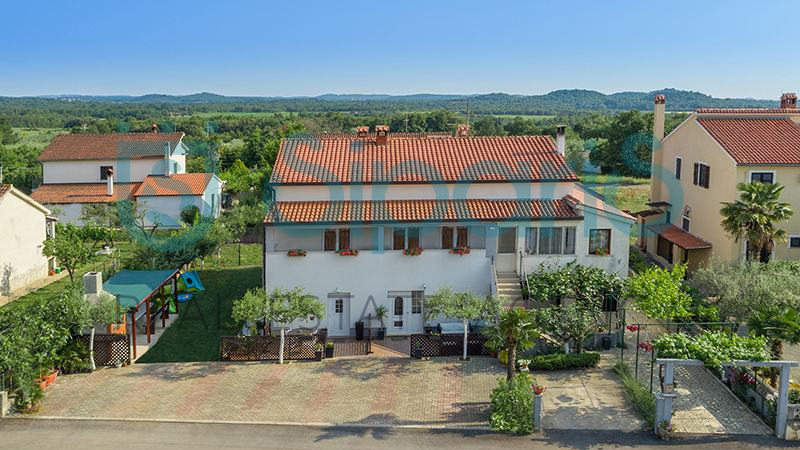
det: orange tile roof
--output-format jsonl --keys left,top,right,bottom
{"left": 265, "top": 198, "right": 581, "bottom": 225}
{"left": 38, "top": 132, "right": 184, "bottom": 161}
{"left": 696, "top": 108, "right": 800, "bottom": 115}
{"left": 133, "top": 173, "right": 214, "bottom": 197}
{"left": 697, "top": 118, "right": 800, "bottom": 165}
{"left": 647, "top": 223, "right": 712, "bottom": 250}
{"left": 30, "top": 183, "right": 141, "bottom": 204}
{"left": 271, "top": 135, "right": 576, "bottom": 185}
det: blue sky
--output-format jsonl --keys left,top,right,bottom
{"left": 1, "top": 0, "right": 797, "bottom": 98}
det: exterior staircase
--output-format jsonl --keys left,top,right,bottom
{"left": 496, "top": 272, "right": 525, "bottom": 309}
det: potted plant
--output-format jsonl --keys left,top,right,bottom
{"left": 413, "top": 343, "right": 423, "bottom": 359}
{"left": 375, "top": 305, "right": 388, "bottom": 340}
{"left": 402, "top": 247, "right": 424, "bottom": 256}
{"left": 287, "top": 249, "right": 307, "bottom": 257}
{"left": 314, "top": 343, "right": 324, "bottom": 361}
{"left": 449, "top": 246, "right": 471, "bottom": 256}
{"left": 593, "top": 247, "right": 609, "bottom": 256}
{"left": 324, "top": 342, "right": 334, "bottom": 359}
{"left": 107, "top": 312, "right": 127, "bottom": 335}
{"left": 518, "top": 359, "right": 530, "bottom": 372}
{"left": 336, "top": 248, "right": 359, "bottom": 256}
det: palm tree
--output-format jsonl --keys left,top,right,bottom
{"left": 747, "top": 307, "right": 800, "bottom": 387}
{"left": 721, "top": 182, "right": 793, "bottom": 263}
{"left": 483, "top": 308, "right": 539, "bottom": 380}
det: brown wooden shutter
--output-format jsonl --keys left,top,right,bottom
{"left": 324, "top": 230, "right": 336, "bottom": 251}
{"left": 393, "top": 228, "right": 405, "bottom": 250}
{"left": 457, "top": 227, "right": 469, "bottom": 247}
{"left": 441, "top": 227, "right": 453, "bottom": 249}
{"left": 408, "top": 228, "right": 420, "bottom": 249}
{"left": 339, "top": 228, "right": 350, "bottom": 250}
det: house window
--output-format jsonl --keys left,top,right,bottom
{"left": 527, "top": 227, "right": 576, "bottom": 255}
{"left": 693, "top": 163, "right": 710, "bottom": 189}
{"left": 411, "top": 291, "right": 423, "bottom": 314}
{"left": 393, "top": 296, "right": 404, "bottom": 327}
{"left": 498, "top": 227, "right": 516, "bottom": 253}
{"left": 539, "top": 227, "right": 563, "bottom": 255}
{"left": 324, "top": 229, "right": 337, "bottom": 251}
{"left": 750, "top": 172, "right": 774, "bottom": 184}
{"left": 338, "top": 228, "right": 350, "bottom": 250}
{"left": 456, "top": 227, "right": 469, "bottom": 248}
{"left": 392, "top": 228, "right": 405, "bottom": 250}
{"left": 790, "top": 237, "right": 800, "bottom": 248}
{"left": 681, "top": 216, "right": 690, "bottom": 232}
{"left": 525, "top": 227, "right": 539, "bottom": 254}
{"left": 588, "top": 229, "right": 612, "bottom": 255}
{"left": 408, "top": 227, "right": 420, "bottom": 249}
{"left": 441, "top": 227, "right": 454, "bottom": 249}
{"left": 99, "top": 165, "right": 113, "bottom": 180}
{"left": 334, "top": 299, "right": 344, "bottom": 314}
{"left": 657, "top": 236, "right": 674, "bottom": 263}
{"left": 675, "top": 157, "right": 682, "bottom": 180}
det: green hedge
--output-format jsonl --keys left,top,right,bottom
{"left": 525, "top": 351, "right": 601, "bottom": 370}
{"left": 489, "top": 372, "right": 534, "bottom": 434}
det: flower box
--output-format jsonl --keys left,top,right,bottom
{"left": 449, "top": 246, "right": 471, "bottom": 256}
{"left": 402, "top": 247, "right": 424, "bottom": 256}
{"left": 287, "top": 249, "right": 307, "bottom": 257}
{"left": 336, "top": 248, "right": 359, "bottom": 256}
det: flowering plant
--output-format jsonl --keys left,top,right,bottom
{"left": 626, "top": 324, "right": 639, "bottom": 332}
{"left": 639, "top": 340, "right": 653, "bottom": 352}
{"left": 336, "top": 247, "right": 359, "bottom": 256}
{"left": 531, "top": 382, "right": 546, "bottom": 395}
{"left": 594, "top": 248, "right": 609, "bottom": 256}
{"left": 449, "top": 246, "right": 471, "bottom": 256}
{"left": 403, "top": 247, "right": 424, "bottom": 256}
{"left": 287, "top": 249, "right": 307, "bottom": 257}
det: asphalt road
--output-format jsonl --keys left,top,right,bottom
{"left": 0, "top": 419, "right": 795, "bottom": 450}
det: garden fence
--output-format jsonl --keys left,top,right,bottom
{"left": 220, "top": 331, "right": 327, "bottom": 361}
{"left": 409, "top": 333, "right": 490, "bottom": 357}
{"left": 76, "top": 334, "right": 131, "bottom": 367}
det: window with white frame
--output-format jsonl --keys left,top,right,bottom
{"left": 681, "top": 216, "right": 690, "bottom": 232}
{"left": 790, "top": 236, "right": 800, "bottom": 248}
{"left": 750, "top": 172, "right": 774, "bottom": 184}
{"left": 411, "top": 291, "right": 423, "bottom": 314}
{"left": 588, "top": 229, "right": 611, "bottom": 255}
{"left": 525, "top": 226, "right": 576, "bottom": 255}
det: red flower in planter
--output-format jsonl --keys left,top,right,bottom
{"left": 287, "top": 249, "right": 307, "bottom": 257}
{"left": 531, "top": 383, "right": 546, "bottom": 395}
{"left": 336, "top": 248, "right": 359, "bottom": 256}
{"left": 449, "top": 246, "right": 471, "bottom": 256}
{"left": 403, "top": 247, "right": 424, "bottom": 256}
{"left": 626, "top": 324, "right": 639, "bottom": 332}
{"left": 639, "top": 341, "right": 653, "bottom": 352}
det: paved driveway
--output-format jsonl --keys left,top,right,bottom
{"left": 27, "top": 356, "right": 641, "bottom": 431}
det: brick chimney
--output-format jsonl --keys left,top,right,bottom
{"left": 105, "top": 167, "right": 114, "bottom": 196}
{"left": 356, "top": 126, "right": 369, "bottom": 138}
{"left": 375, "top": 125, "right": 389, "bottom": 145}
{"left": 456, "top": 124, "right": 470, "bottom": 137}
{"left": 780, "top": 93, "right": 797, "bottom": 109}
{"left": 555, "top": 125, "right": 566, "bottom": 155}
{"left": 653, "top": 94, "right": 666, "bottom": 143}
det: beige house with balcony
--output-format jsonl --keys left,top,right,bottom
{"left": 639, "top": 93, "right": 800, "bottom": 271}
{"left": 264, "top": 126, "right": 634, "bottom": 337}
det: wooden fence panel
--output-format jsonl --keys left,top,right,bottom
{"left": 220, "top": 333, "right": 326, "bottom": 361}
{"left": 77, "top": 334, "right": 131, "bottom": 366}
{"left": 409, "top": 333, "right": 489, "bottom": 357}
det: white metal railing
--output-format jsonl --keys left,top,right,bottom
{"left": 490, "top": 256, "right": 499, "bottom": 297}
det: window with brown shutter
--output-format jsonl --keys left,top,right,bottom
{"left": 441, "top": 227, "right": 453, "bottom": 249}
{"left": 393, "top": 228, "right": 405, "bottom": 250}
{"left": 324, "top": 229, "right": 336, "bottom": 251}
{"left": 338, "top": 228, "right": 350, "bottom": 250}
{"left": 408, "top": 227, "right": 420, "bottom": 249}
{"left": 456, "top": 227, "right": 469, "bottom": 248}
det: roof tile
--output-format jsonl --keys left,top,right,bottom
{"left": 697, "top": 118, "right": 800, "bottom": 165}
{"left": 133, "top": 173, "right": 213, "bottom": 197}
{"left": 38, "top": 132, "right": 184, "bottom": 161}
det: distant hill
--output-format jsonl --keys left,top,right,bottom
{"left": 25, "top": 88, "right": 776, "bottom": 114}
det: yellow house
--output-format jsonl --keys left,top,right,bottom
{"left": 639, "top": 93, "right": 800, "bottom": 271}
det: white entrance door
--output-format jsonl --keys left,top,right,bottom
{"left": 391, "top": 295, "right": 405, "bottom": 333}
{"left": 327, "top": 294, "right": 350, "bottom": 336}
{"left": 406, "top": 291, "right": 424, "bottom": 333}
{"left": 496, "top": 226, "right": 517, "bottom": 273}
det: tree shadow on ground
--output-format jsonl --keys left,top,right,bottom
{"left": 120, "top": 362, "right": 231, "bottom": 381}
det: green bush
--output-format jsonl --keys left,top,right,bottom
{"left": 526, "top": 352, "right": 601, "bottom": 370}
{"left": 489, "top": 372, "right": 535, "bottom": 434}
{"left": 612, "top": 362, "right": 655, "bottom": 424}
{"left": 652, "top": 331, "right": 768, "bottom": 370}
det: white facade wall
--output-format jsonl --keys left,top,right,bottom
{"left": 265, "top": 249, "right": 491, "bottom": 335}
{"left": 137, "top": 195, "right": 207, "bottom": 227}
{"left": 42, "top": 159, "right": 163, "bottom": 184}
{"left": 0, "top": 191, "right": 50, "bottom": 297}
{"left": 274, "top": 182, "right": 577, "bottom": 202}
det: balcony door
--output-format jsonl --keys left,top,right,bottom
{"left": 496, "top": 226, "right": 517, "bottom": 273}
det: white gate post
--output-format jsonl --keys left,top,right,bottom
{"left": 777, "top": 365, "right": 791, "bottom": 440}
{"left": 532, "top": 393, "right": 543, "bottom": 431}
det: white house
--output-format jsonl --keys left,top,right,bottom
{"left": 0, "top": 184, "right": 56, "bottom": 301}
{"left": 264, "top": 126, "right": 634, "bottom": 337}
{"left": 31, "top": 132, "right": 222, "bottom": 227}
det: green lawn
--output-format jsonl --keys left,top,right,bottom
{"left": 13, "top": 127, "right": 68, "bottom": 147}
{"left": 137, "top": 265, "right": 261, "bottom": 362}
{"left": 580, "top": 174, "right": 650, "bottom": 186}
{"left": 592, "top": 184, "right": 650, "bottom": 214}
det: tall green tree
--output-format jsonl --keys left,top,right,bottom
{"left": 589, "top": 110, "right": 653, "bottom": 177}
{"left": 42, "top": 224, "right": 95, "bottom": 283}
{"left": 721, "top": 182, "right": 794, "bottom": 263}
{"left": 425, "top": 287, "right": 501, "bottom": 360}
{"left": 624, "top": 264, "right": 693, "bottom": 321}
{"left": 232, "top": 287, "right": 325, "bottom": 364}
{"left": 483, "top": 308, "right": 539, "bottom": 380}
{"left": 747, "top": 306, "right": 800, "bottom": 386}
{"left": 535, "top": 302, "right": 601, "bottom": 353}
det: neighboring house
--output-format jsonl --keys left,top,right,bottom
{"left": 264, "top": 125, "right": 634, "bottom": 337}
{"left": 30, "top": 133, "right": 222, "bottom": 227}
{"left": 0, "top": 184, "right": 57, "bottom": 299}
{"left": 639, "top": 93, "right": 800, "bottom": 271}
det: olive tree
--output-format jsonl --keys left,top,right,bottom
{"left": 232, "top": 287, "right": 325, "bottom": 364}
{"left": 42, "top": 224, "right": 94, "bottom": 283}
{"left": 425, "top": 287, "right": 501, "bottom": 360}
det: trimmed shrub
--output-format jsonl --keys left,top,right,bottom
{"left": 489, "top": 372, "right": 535, "bottom": 434}
{"left": 526, "top": 351, "right": 601, "bottom": 370}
